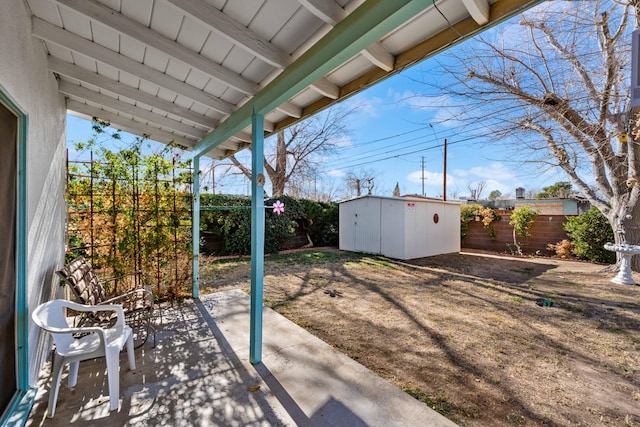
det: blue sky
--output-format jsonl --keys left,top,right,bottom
{"left": 322, "top": 65, "right": 566, "bottom": 199}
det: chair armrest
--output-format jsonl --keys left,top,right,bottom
{"left": 43, "top": 324, "right": 105, "bottom": 336}
{"left": 102, "top": 288, "right": 154, "bottom": 306}
{"left": 65, "top": 300, "right": 127, "bottom": 329}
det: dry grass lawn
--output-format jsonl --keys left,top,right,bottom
{"left": 200, "top": 249, "right": 640, "bottom": 427}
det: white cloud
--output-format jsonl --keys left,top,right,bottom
{"left": 405, "top": 162, "right": 529, "bottom": 198}
{"left": 406, "top": 170, "right": 461, "bottom": 188}
{"left": 388, "top": 90, "right": 467, "bottom": 128}
{"left": 454, "top": 162, "right": 517, "bottom": 181}
{"left": 326, "top": 169, "right": 346, "bottom": 178}
{"left": 345, "top": 93, "right": 385, "bottom": 119}
{"left": 332, "top": 135, "right": 352, "bottom": 148}
{"left": 397, "top": 91, "right": 448, "bottom": 111}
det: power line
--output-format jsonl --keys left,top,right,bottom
{"left": 331, "top": 137, "right": 469, "bottom": 170}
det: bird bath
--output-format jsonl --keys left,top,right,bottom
{"left": 604, "top": 242, "right": 640, "bottom": 285}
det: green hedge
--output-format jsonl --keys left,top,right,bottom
{"left": 200, "top": 194, "right": 338, "bottom": 255}
{"left": 563, "top": 207, "right": 615, "bottom": 264}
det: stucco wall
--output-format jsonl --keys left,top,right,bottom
{"left": 1, "top": 0, "right": 68, "bottom": 386}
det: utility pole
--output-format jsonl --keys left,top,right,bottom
{"left": 421, "top": 156, "right": 425, "bottom": 196}
{"left": 211, "top": 161, "right": 215, "bottom": 194}
{"left": 443, "top": 139, "right": 447, "bottom": 201}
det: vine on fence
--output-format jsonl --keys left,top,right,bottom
{"left": 460, "top": 204, "right": 501, "bottom": 241}
{"left": 66, "top": 126, "right": 193, "bottom": 301}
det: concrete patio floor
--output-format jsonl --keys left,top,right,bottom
{"left": 26, "top": 289, "right": 456, "bottom": 426}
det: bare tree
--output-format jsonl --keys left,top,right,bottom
{"left": 525, "top": 188, "right": 539, "bottom": 199}
{"left": 468, "top": 181, "right": 486, "bottom": 200}
{"left": 285, "top": 169, "right": 342, "bottom": 202}
{"left": 228, "top": 105, "right": 355, "bottom": 197}
{"left": 421, "top": 0, "right": 640, "bottom": 269}
{"left": 346, "top": 169, "right": 377, "bottom": 197}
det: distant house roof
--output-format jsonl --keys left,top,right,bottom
{"left": 400, "top": 194, "right": 444, "bottom": 201}
{"left": 466, "top": 197, "right": 591, "bottom": 215}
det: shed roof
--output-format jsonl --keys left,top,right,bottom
{"left": 26, "top": 0, "right": 540, "bottom": 159}
{"left": 338, "top": 194, "right": 461, "bottom": 204}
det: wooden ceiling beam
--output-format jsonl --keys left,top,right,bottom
{"left": 60, "top": 81, "right": 208, "bottom": 139}
{"left": 271, "top": 0, "right": 539, "bottom": 135}
{"left": 32, "top": 17, "right": 235, "bottom": 115}
{"left": 194, "top": 0, "right": 436, "bottom": 157}
{"left": 461, "top": 0, "right": 490, "bottom": 25}
{"left": 361, "top": 42, "right": 394, "bottom": 72}
{"left": 166, "top": 0, "right": 292, "bottom": 68}
{"left": 297, "top": 0, "right": 394, "bottom": 73}
{"left": 54, "top": 0, "right": 258, "bottom": 95}
{"left": 67, "top": 100, "right": 197, "bottom": 148}
{"left": 297, "top": 0, "right": 346, "bottom": 25}
{"left": 276, "top": 101, "right": 303, "bottom": 118}
{"left": 49, "top": 57, "right": 216, "bottom": 129}
{"left": 310, "top": 77, "right": 340, "bottom": 99}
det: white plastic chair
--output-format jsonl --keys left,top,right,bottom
{"left": 32, "top": 299, "right": 136, "bottom": 417}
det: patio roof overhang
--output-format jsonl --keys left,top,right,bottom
{"left": 27, "top": 0, "right": 541, "bottom": 159}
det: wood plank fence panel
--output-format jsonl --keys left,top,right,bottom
{"left": 462, "top": 214, "right": 572, "bottom": 255}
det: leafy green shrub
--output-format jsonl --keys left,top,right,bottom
{"left": 65, "top": 233, "right": 88, "bottom": 264}
{"left": 564, "top": 207, "right": 615, "bottom": 263}
{"left": 266, "top": 195, "right": 305, "bottom": 252}
{"left": 509, "top": 205, "right": 538, "bottom": 255}
{"left": 200, "top": 194, "right": 252, "bottom": 255}
{"left": 306, "top": 200, "right": 339, "bottom": 247}
{"left": 199, "top": 194, "right": 338, "bottom": 255}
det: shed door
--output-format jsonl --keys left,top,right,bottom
{"left": 0, "top": 102, "right": 17, "bottom": 414}
{"left": 354, "top": 198, "right": 381, "bottom": 254}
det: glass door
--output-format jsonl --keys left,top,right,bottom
{"left": 0, "top": 101, "right": 17, "bottom": 415}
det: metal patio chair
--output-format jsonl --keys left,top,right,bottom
{"left": 56, "top": 256, "right": 156, "bottom": 347}
{"left": 32, "top": 299, "right": 136, "bottom": 417}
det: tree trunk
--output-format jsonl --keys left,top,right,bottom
{"left": 608, "top": 196, "right": 640, "bottom": 272}
{"left": 624, "top": 207, "right": 640, "bottom": 271}
{"left": 268, "top": 131, "right": 287, "bottom": 197}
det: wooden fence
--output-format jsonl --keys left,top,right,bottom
{"left": 462, "top": 214, "right": 572, "bottom": 255}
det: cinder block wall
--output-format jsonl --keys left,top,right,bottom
{"left": 462, "top": 214, "right": 572, "bottom": 255}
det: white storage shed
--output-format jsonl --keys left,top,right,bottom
{"left": 339, "top": 196, "right": 460, "bottom": 260}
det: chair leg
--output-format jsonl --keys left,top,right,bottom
{"left": 126, "top": 334, "right": 136, "bottom": 370}
{"left": 148, "top": 323, "right": 157, "bottom": 348}
{"left": 47, "top": 353, "right": 65, "bottom": 418}
{"left": 104, "top": 347, "right": 121, "bottom": 411}
{"left": 150, "top": 305, "right": 158, "bottom": 348}
{"left": 68, "top": 361, "right": 80, "bottom": 388}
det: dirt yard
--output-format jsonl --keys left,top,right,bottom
{"left": 200, "top": 249, "right": 640, "bottom": 427}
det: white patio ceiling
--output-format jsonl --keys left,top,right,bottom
{"left": 26, "top": 0, "right": 540, "bottom": 160}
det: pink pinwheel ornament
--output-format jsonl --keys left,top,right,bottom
{"left": 273, "top": 200, "right": 285, "bottom": 215}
